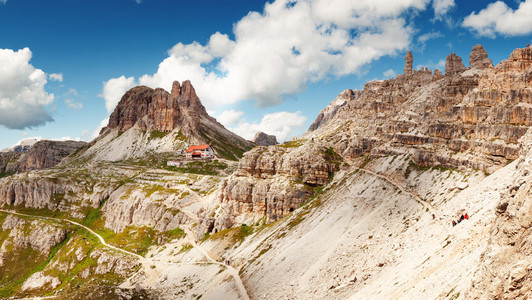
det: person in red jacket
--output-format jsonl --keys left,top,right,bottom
{"left": 465, "top": 213, "right": 469, "bottom": 220}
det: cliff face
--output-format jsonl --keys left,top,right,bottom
{"left": 306, "top": 45, "right": 532, "bottom": 173}
{"left": 215, "top": 143, "right": 340, "bottom": 230}
{"left": 468, "top": 129, "right": 532, "bottom": 299}
{"left": 92, "top": 80, "right": 253, "bottom": 161}
{"left": 0, "top": 140, "right": 86, "bottom": 176}
{"left": 104, "top": 80, "right": 207, "bottom": 135}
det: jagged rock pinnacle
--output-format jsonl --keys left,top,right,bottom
{"left": 404, "top": 51, "right": 413, "bottom": 75}
{"left": 445, "top": 53, "right": 466, "bottom": 76}
{"left": 469, "top": 45, "right": 493, "bottom": 69}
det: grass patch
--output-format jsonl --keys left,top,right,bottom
{"left": 168, "top": 160, "right": 228, "bottom": 176}
{"left": 149, "top": 130, "right": 169, "bottom": 140}
{"left": 178, "top": 243, "right": 193, "bottom": 254}
{"left": 279, "top": 140, "right": 304, "bottom": 148}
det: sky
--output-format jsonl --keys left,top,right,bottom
{"left": 1, "top": 0, "right": 532, "bottom": 149}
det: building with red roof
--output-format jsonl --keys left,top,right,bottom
{"left": 185, "top": 144, "right": 215, "bottom": 160}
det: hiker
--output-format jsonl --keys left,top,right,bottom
{"left": 432, "top": 214, "right": 435, "bottom": 220}
{"left": 457, "top": 218, "right": 461, "bottom": 224}
{"left": 460, "top": 215, "right": 465, "bottom": 221}
{"left": 465, "top": 213, "right": 469, "bottom": 220}
{"left": 452, "top": 220, "right": 456, "bottom": 227}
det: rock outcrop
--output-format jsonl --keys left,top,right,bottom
{"left": 404, "top": 51, "right": 413, "bottom": 75}
{"left": 253, "top": 132, "right": 278, "bottom": 146}
{"left": 445, "top": 53, "right": 466, "bottom": 76}
{"left": 308, "top": 89, "right": 359, "bottom": 132}
{"left": 469, "top": 44, "right": 493, "bottom": 69}
{"left": 306, "top": 46, "right": 532, "bottom": 173}
{"left": 93, "top": 80, "right": 253, "bottom": 161}
{"left": 468, "top": 128, "right": 532, "bottom": 299}
{"left": 215, "top": 143, "right": 340, "bottom": 230}
{"left": 0, "top": 140, "right": 86, "bottom": 176}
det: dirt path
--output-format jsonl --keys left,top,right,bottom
{"left": 0, "top": 209, "right": 250, "bottom": 300}
{"left": 183, "top": 225, "right": 251, "bottom": 300}
{"left": 343, "top": 159, "right": 435, "bottom": 213}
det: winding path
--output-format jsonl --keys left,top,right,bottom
{"left": 0, "top": 209, "right": 250, "bottom": 300}
{"left": 345, "top": 160, "right": 435, "bottom": 213}
{"left": 183, "top": 225, "right": 250, "bottom": 300}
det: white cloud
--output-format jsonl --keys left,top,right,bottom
{"left": 0, "top": 0, "right": 6, "bottom": 5}
{"left": 49, "top": 73, "right": 63, "bottom": 82}
{"left": 418, "top": 31, "right": 443, "bottom": 44}
{"left": 432, "top": 0, "right": 455, "bottom": 20}
{"left": 0, "top": 48, "right": 54, "bottom": 129}
{"left": 218, "top": 110, "right": 307, "bottom": 142}
{"left": 101, "top": 75, "right": 136, "bottom": 113}
{"left": 463, "top": 0, "right": 532, "bottom": 37}
{"left": 91, "top": 118, "right": 109, "bottom": 139}
{"left": 64, "top": 88, "right": 83, "bottom": 110}
{"left": 216, "top": 110, "right": 244, "bottom": 127}
{"left": 383, "top": 69, "right": 396, "bottom": 78}
{"left": 135, "top": 0, "right": 141, "bottom": 3}
{"left": 104, "top": 0, "right": 430, "bottom": 112}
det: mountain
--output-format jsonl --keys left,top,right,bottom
{"left": 306, "top": 44, "right": 532, "bottom": 174}
{"left": 2, "top": 46, "right": 532, "bottom": 299}
{"left": 0, "top": 140, "right": 86, "bottom": 177}
{"left": 81, "top": 80, "right": 253, "bottom": 162}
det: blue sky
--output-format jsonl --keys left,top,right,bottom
{"left": 1, "top": 0, "right": 532, "bottom": 149}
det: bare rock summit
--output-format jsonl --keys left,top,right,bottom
{"left": 253, "top": 132, "right": 278, "bottom": 146}
{"left": 469, "top": 44, "right": 493, "bottom": 69}
{"left": 445, "top": 53, "right": 466, "bottom": 76}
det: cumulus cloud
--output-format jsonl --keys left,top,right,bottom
{"left": 64, "top": 88, "right": 83, "bottom": 110}
{"left": 0, "top": 0, "right": 6, "bottom": 5}
{"left": 104, "top": 0, "right": 430, "bottom": 112}
{"left": 101, "top": 75, "right": 136, "bottom": 113}
{"left": 49, "top": 73, "right": 63, "bottom": 82}
{"left": 0, "top": 48, "right": 54, "bottom": 129}
{"left": 417, "top": 31, "right": 444, "bottom": 50}
{"left": 432, "top": 0, "right": 455, "bottom": 20}
{"left": 383, "top": 69, "right": 396, "bottom": 78}
{"left": 217, "top": 110, "right": 244, "bottom": 127}
{"left": 463, "top": 0, "right": 532, "bottom": 37}
{"left": 91, "top": 118, "right": 109, "bottom": 139}
{"left": 218, "top": 110, "right": 307, "bottom": 142}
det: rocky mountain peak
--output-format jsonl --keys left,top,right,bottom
{"left": 91, "top": 80, "right": 253, "bottom": 161}
{"left": 445, "top": 53, "right": 466, "bottom": 76}
{"left": 253, "top": 132, "right": 278, "bottom": 146}
{"left": 469, "top": 44, "right": 493, "bottom": 69}
{"left": 104, "top": 80, "right": 210, "bottom": 134}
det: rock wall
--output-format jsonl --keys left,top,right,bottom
{"left": 467, "top": 128, "right": 532, "bottom": 299}
{"left": 216, "top": 143, "right": 339, "bottom": 229}
{"left": 306, "top": 45, "right": 532, "bottom": 173}
{"left": 0, "top": 140, "right": 86, "bottom": 175}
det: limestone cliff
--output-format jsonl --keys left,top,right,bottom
{"left": 92, "top": 80, "right": 253, "bottom": 161}
{"left": 468, "top": 129, "right": 532, "bottom": 299}
{"left": 0, "top": 140, "right": 85, "bottom": 176}
{"left": 306, "top": 45, "right": 532, "bottom": 173}
{"left": 213, "top": 143, "right": 340, "bottom": 231}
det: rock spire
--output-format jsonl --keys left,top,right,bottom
{"left": 404, "top": 51, "right": 413, "bottom": 75}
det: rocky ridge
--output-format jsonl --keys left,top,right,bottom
{"left": 0, "top": 140, "right": 85, "bottom": 176}
{"left": 306, "top": 44, "right": 532, "bottom": 173}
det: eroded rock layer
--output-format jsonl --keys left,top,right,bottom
{"left": 307, "top": 45, "right": 532, "bottom": 173}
